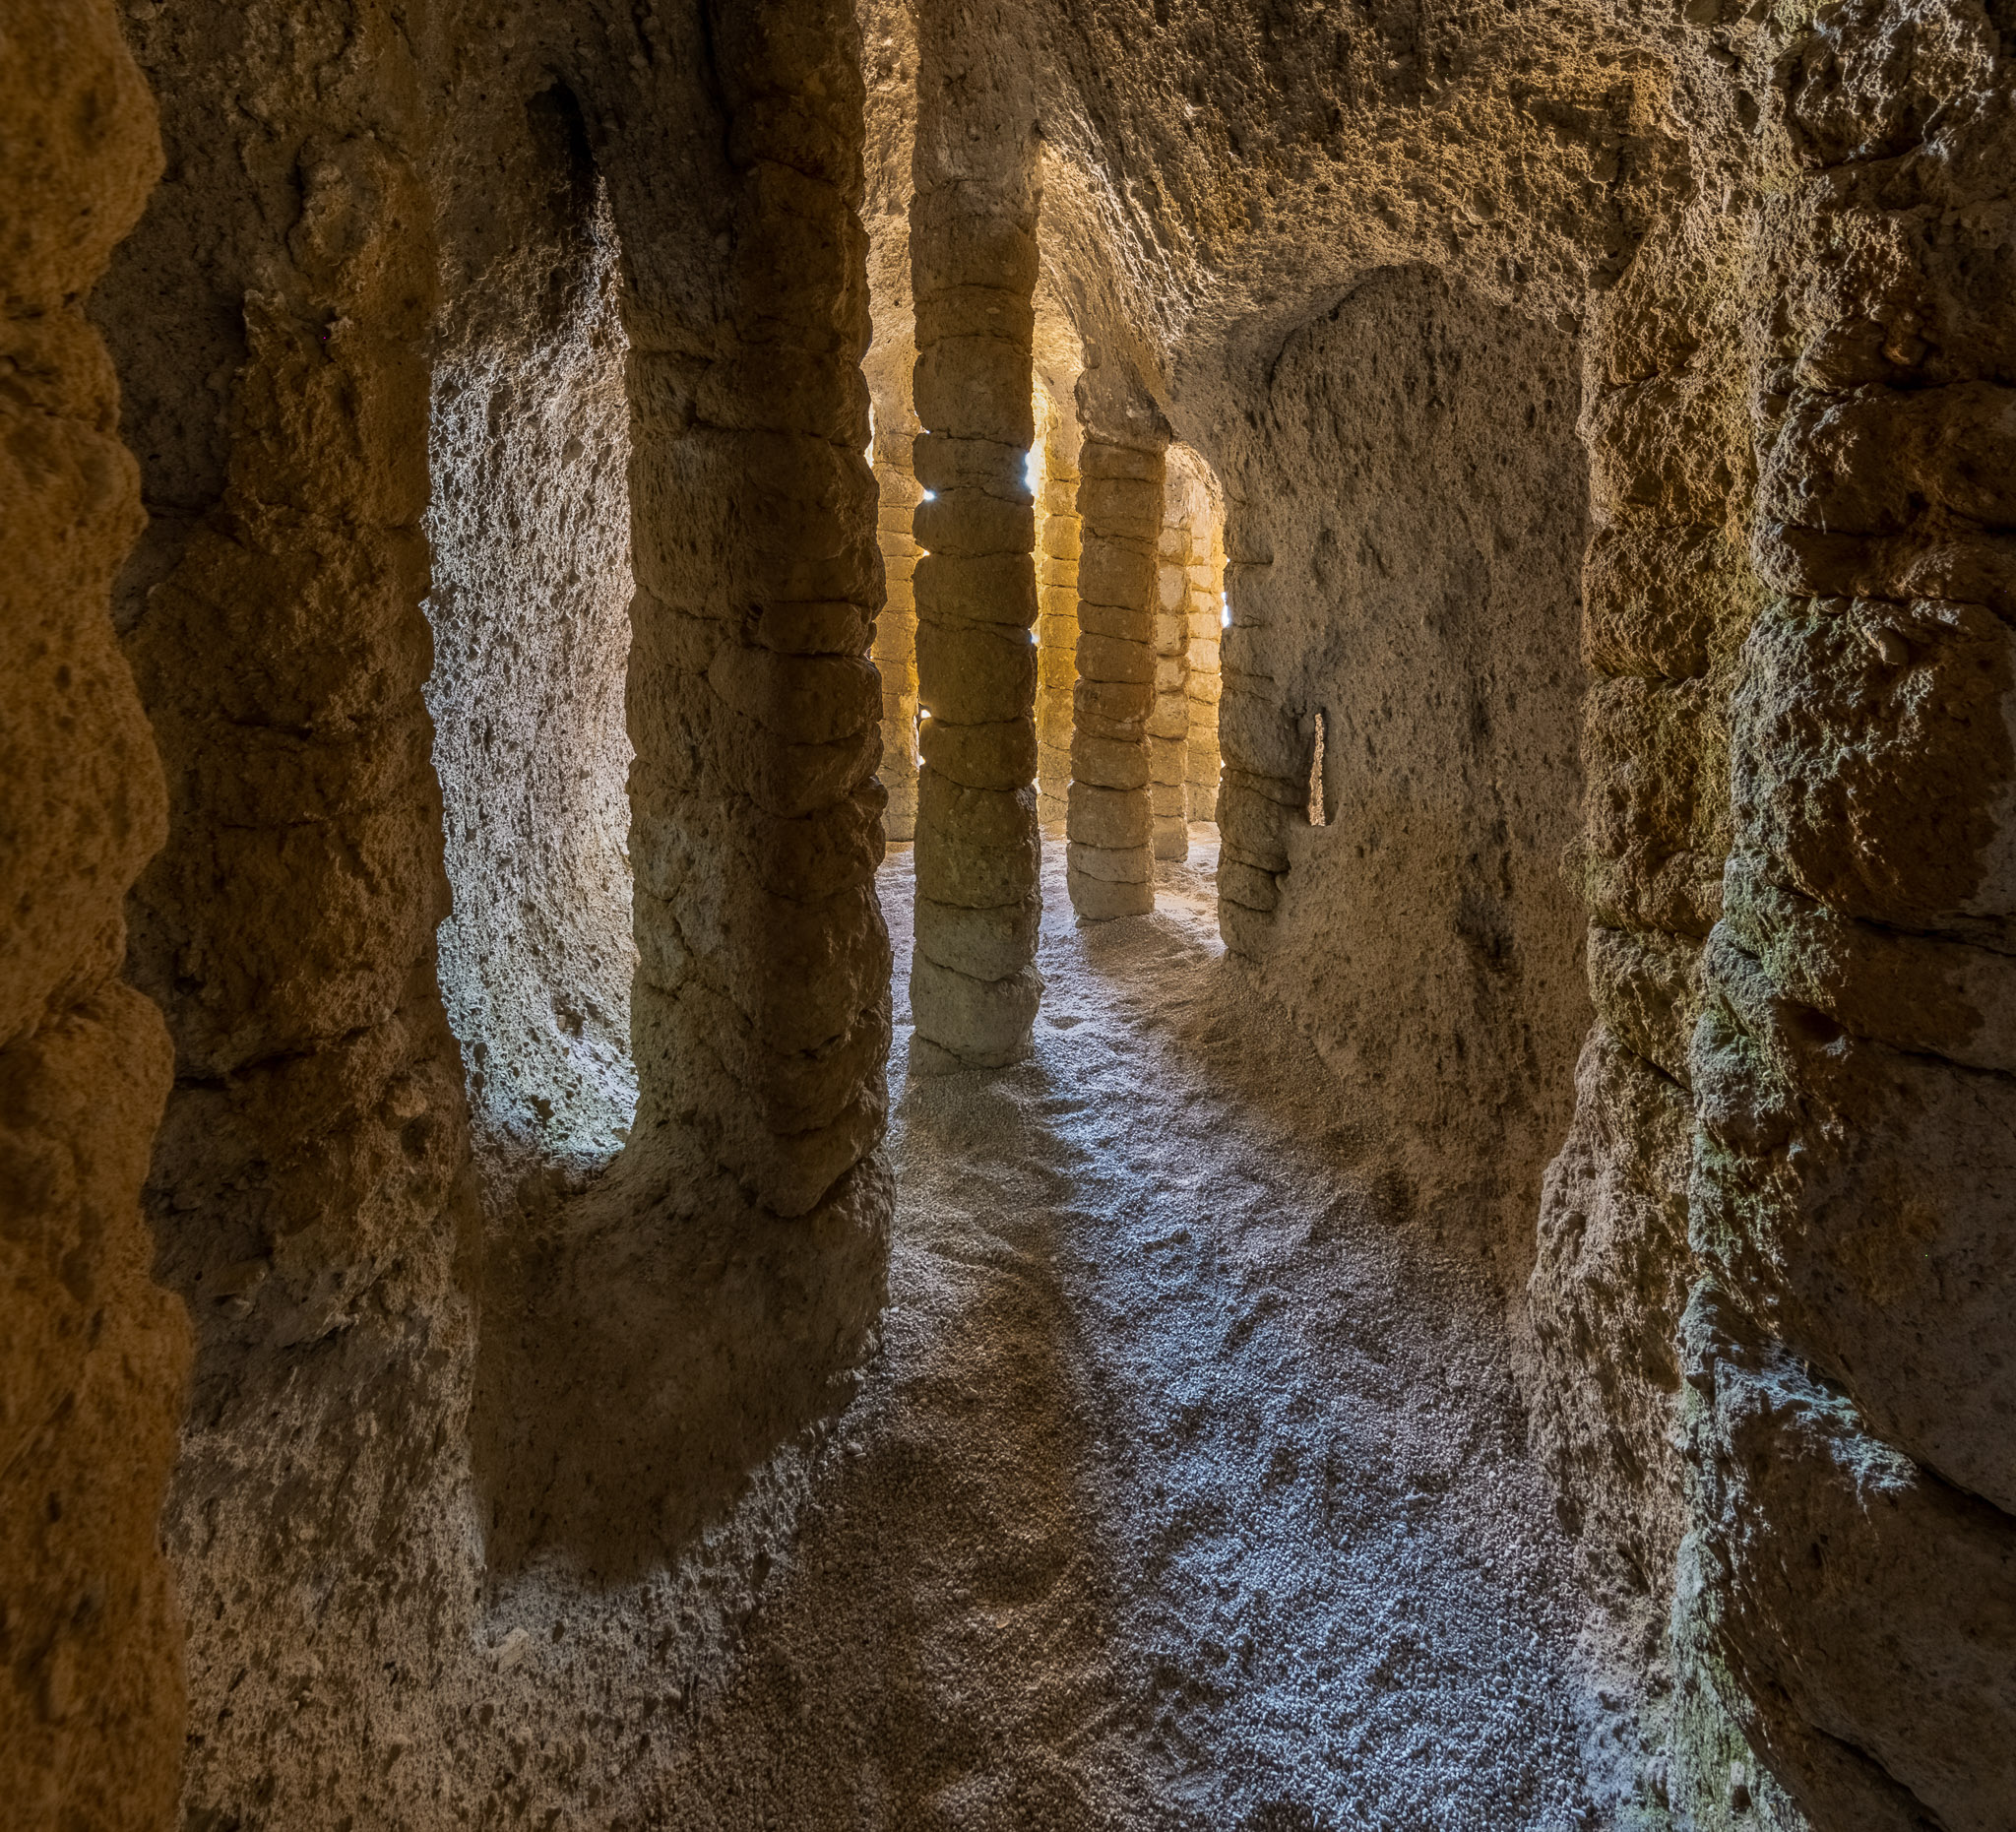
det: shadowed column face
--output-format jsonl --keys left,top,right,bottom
{"left": 1065, "top": 365, "right": 1166, "bottom": 922}
{"left": 905, "top": 0, "right": 1043, "bottom": 1070}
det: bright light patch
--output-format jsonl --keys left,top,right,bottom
{"left": 921, "top": 488, "right": 937, "bottom": 502}
{"left": 1221, "top": 593, "right": 1231, "bottom": 629}
{"left": 1024, "top": 447, "right": 1040, "bottom": 494}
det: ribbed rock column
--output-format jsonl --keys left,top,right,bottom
{"left": 1035, "top": 386, "right": 1083, "bottom": 830}
{"left": 1066, "top": 374, "right": 1166, "bottom": 919}
{"left": 623, "top": 0, "right": 890, "bottom": 1215}
{"left": 1184, "top": 508, "right": 1225, "bottom": 824}
{"left": 872, "top": 405, "right": 921, "bottom": 842}
{"left": 1526, "top": 196, "right": 1754, "bottom": 1609}
{"left": 1150, "top": 467, "right": 1198, "bottom": 861}
{"left": 1215, "top": 502, "right": 1302, "bottom": 959}
{"left": 907, "top": 0, "right": 1042, "bottom": 1068}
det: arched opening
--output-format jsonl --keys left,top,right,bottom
{"left": 423, "top": 81, "right": 638, "bottom": 1187}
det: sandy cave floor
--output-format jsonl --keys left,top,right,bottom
{"left": 645, "top": 829, "right": 1616, "bottom": 1830}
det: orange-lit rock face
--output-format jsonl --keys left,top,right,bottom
{"left": 6, "top": 0, "right": 2013, "bottom": 1826}
{"left": 1, "top": 7, "right": 187, "bottom": 1829}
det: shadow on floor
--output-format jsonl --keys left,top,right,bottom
{"left": 467, "top": 1134, "right": 890, "bottom": 1583}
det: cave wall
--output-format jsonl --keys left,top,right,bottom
{"left": 0, "top": 8, "right": 189, "bottom": 1825}
{"left": 63, "top": 0, "right": 894, "bottom": 1822}
{"left": 1213, "top": 264, "right": 1592, "bottom": 1305}
{"left": 423, "top": 89, "right": 639, "bottom": 1180}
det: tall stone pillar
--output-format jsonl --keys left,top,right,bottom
{"left": 907, "top": 0, "right": 1043, "bottom": 1068}
{"left": 872, "top": 405, "right": 922, "bottom": 842}
{"left": 1183, "top": 508, "right": 1225, "bottom": 824}
{"left": 1215, "top": 497, "right": 1301, "bottom": 961}
{"left": 622, "top": 0, "right": 890, "bottom": 1218}
{"left": 1066, "top": 365, "right": 1166, "bottom": 919}
{"left": 1035, "top": 386, "right": 1083, "bottom": 831}
{"left": 1150, "top": 471, "right": 1197, "bottom": 862}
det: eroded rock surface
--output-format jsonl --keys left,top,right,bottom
{"left": 6, "top": 0, "right": 2014, "bottom": 1825}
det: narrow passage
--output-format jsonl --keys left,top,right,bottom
{"left": 649, "top": 839, "right": 1604, "bottom": 1829}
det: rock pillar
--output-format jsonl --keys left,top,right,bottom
{"left": 1153, "top": 448, "right": 1220, "bottom": 861}
{"left": 1525, "top": 193, "right": 1753, "bottom": 1615}
{"left": 1035, "top": 385, "right": 1083, "bottom": 831}
{"left": 0, "top": 7, "right": 189, "bottom": 1826}
{"left": 1150, "top": 497, "right": 1193, "bottom": 863}
{"left": 622, "top": 1, "right": 891, "bottom": 1217}
{"left": 101, "top": 4, "right": 478, "bottom": 1810}
{"left": 1215, "top": 502, "right": 1301, "bottom": 959}
{"left": 906, "top": 0, "right": 1043, "bottom": 1068}
{"left": 1066, "top": 367, "right": 1166, "bottom": 919}
{"left": 872, "top": 408, "right": 922, "bottom": 843}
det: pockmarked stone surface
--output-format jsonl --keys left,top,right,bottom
{"left": 6, "top": 0, "right": 2013, "bottom": 1824}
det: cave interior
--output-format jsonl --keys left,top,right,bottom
{"left": 5, "top": 0, "right": 2016, "bottom": 1827}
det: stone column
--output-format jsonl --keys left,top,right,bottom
{"left": 101, "top": 4, "right": 480, "bottom": 1809}
{"left": 1066, "top": 365, "right": 1166, "bottom": 919}
{"left": 872, "top": 403, "right": 922, "bottom": 843}
{"left": 1152, "top": 454, "right": 1216, "bottom": 862}
{"left": 1035, "top": 385, "right": 1083, "bottom": 831}
{"left": 907, "top": 0, "right": 1043, "bottom": 1068}
{"left": 1184, "top": 509, "right": 1225, "bottom": 825}
{"left": 622, "top": 0, "right": 891, "bottom": 1218}
{"left": 1516, "top": 195, "right": 1758, "bottom": 1832}
{"left": 0, "top": 11, "right": 189, "bottom": 1826}
{"left": 1215, "top": 502, "right": 1302, "bottom": 959}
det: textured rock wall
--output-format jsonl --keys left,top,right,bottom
{"left": 1215, "top": 267, "right": 1593, "bottom": 1301}
{"left": 1035, "top": 382, "right": 1084, "bottom": 831}
{"left": 0, "top": 8, "right": 187, "bottom": 1826}
{"left": 424, "top": 105, "right": 638, "bottom": 1180}
{"left": 1675, "top": 8, "right": 2016, "bottom": 1826}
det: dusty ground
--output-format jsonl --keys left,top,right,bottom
{"left": 639, "top": 831, "right": 1618, "bottom": 1829}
